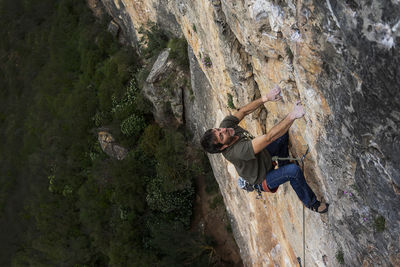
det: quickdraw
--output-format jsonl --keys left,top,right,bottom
{"left": 271, "top": 145, "right": 310, "bottom": 170}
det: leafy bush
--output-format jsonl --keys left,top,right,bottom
{"left": 111, "top": 79, "right": 138, "bottom": 118}
{"left": 139, "top": 124, "right": 162, "bottom": 157}
{"left": 209, "top": 194, "right": 224, "bottom": 209}
{"left": 147, "top": 221, "right": 212, "bottom": 266}
{"left": 202, "top": 54, "right": 212, "bottom": 67}
{"left": 155, "top": 129, "right": 190, "bottom": 191}
{"left": 93, "top": 110, "right": 111, "bottom": 127}
{"left": 167, "top": 38, "right": 189, "bottom": 69}
{"left": 120, "top": 114, "right": 146, "bottom": 137}
{"left": 139, "top": 23, "right": 169, "bottom": 59}
{"left": 374, "top": 215, "right": 386, "bottom": 232}
{"left": 336, "top": 250, "right": 344, "bottom": 264}
{"left": 1, "top": 0, "right": 221, "bottom": 265}
{"left": 135, "top": 65, "right": 151, "bottom": 88}
{"left": 227, "top": 92, "right": 236, "bottom": 109}
{"left": 285, "top": 45, "right": 294, "bottom": 62}
{"left": 0, "top": 178, "right": 16, "bottom": 216}
{"left": 146, "top": 177, "right": 194, "bottom": 219}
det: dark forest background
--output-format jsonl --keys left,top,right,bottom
{"left": 0, "top": 0, "right": 220, "bottom": 265}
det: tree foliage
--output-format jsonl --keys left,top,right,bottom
{"left": 0, "top": 0, "right": 212, "bottom": 265}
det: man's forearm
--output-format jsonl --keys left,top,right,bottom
{"left": 265, "top": 114, "right": 295, "bottom": 142}
{"left": 251, "top": 113, "right": 295, "bottom": 154}
{"left": 234, "top": 87, "right": 281, "bottom": 121}
{"left": 238, "top": 97, "right": 265, "bottom": 116}
{"left": 266, "top": 101, "right": 304, "bottom": 142}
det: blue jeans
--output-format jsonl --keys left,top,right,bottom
{"left": 264, "top": 132, "right": 317, "bottom": 207}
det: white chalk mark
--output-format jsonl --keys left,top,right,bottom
{"left": 392, "top": 19, "right": 400, "bottom": 32}
{"left": 326, "top": 0, "right": 341, "bottom": 29}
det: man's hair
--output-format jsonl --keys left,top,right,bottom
{"left": 200, "top": 129, "right": 223, "bottom": 154}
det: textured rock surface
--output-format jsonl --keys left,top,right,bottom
{"left": 98, "top": 131, "right": 128, "bottom": 160}
{"left": 87, "top": 0, "right": 105, "bottom": 19}
{"left": 107, "top": 20, "right": 119, "bottom": 37}
{"left": 146, "top": 49, "right": 171, "bottom": 83}
{"left": 97, "top": 0, "right": 182, "bottom": 48}
{"left": 100, "top": 0, "right": 400, "bottom": 266}
{"left": 143, "top": 48, "right": 185, "bottom": 126}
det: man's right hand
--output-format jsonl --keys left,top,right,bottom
{"left": 290, "top": 101, "right": 305, "bottom": 120}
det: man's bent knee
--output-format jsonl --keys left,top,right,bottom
{"left": 284, "top": 164, "right": 301, "bottom": 177}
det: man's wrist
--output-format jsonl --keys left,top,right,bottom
{"left": 261, "top": 96, "right": 269, "bottom": 102}
{"left": 287, "top": 112, "right": 296, "bottom": 121}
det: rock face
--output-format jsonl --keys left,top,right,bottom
{"left": 99, "top": 0, "right": 400, "bottom": 266}
{"left": 143, "top": 48, "right": 186, "bottom": 126}
{"left": 107, "top": 20, "right": 119, "bottom": 38}
{"left": 98, "top": 131, "right": 128, "bottom": 160}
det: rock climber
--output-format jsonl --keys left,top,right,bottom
{"left": 200, "top": 86, "right": 328, "bottom": 213}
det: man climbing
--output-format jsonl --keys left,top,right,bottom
{"left": 200, "top": 86, "right": 328, "bottom": 213}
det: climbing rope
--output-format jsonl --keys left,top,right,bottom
{"left": 271, "top": 145, "right": 309, "bottom": 267}
{"left": 301, "top": 156, "right": 306, "bottom": 267}
{"left": 300, "top": 147, "right": 308, "bottom": 267}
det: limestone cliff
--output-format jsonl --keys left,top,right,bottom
{"left": 98, "top": 0, "right": 400, "bottom": 266}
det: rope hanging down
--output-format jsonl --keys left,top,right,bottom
{"left": 271, "top": 145, "right": 309, "bottom": 267}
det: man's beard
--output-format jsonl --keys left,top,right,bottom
{"left": 224, "top": 135, "right": 236, "bottom": 145}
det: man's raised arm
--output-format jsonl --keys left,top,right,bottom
{"left": 233, "top": 86, "right": 282, "bottom": 121}
{"left": 251, "top": 101, "right": 305, "bottom": 154}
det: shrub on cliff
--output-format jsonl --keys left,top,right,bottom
{"left": 139, "top": 124, "right": 162, "bottom": 157}
{"left": 167, "top": 38, "right": 189, "bottom": 69}
{"left": 139, "top": 23, "right": 190, "bottom": 69}
{"left": 139, "top": 23, "right": 169, "bottom": 59}
{"left": 120, "top": 114, "right": 146, "bottom": 137}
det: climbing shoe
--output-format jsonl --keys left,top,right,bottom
{"left": 310, "top": 200, "right": 329, "bottom": 213}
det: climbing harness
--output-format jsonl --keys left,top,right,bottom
{"left": 237, "top": 177, "right": 269, "bottom": 199}
{"left": 256, "top": 185, "right": 262, "bottom": 199}
{"left": 255, "top": 184, "right": 263, "bottom": 199}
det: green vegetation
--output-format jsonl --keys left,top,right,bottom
{"left": 139, "top": 23, "right": 189, "bottom": 69}
{"left": 120, "top": 114, "right": 146, "bottom": 137}
{"left": 186, "top": 78, "right": 195, "bottom": 101}
{"left": 210, "top": 195, "right": 224, "bottom": 209}
{"left": 285, "top": 45, "right": 294, "bottom": 62}
{"left": 350, "top": 183, "right": 361, "bottom": 195}
{"left": 204, "top": 158, "right": 220, "bottom": 195}
{"left": 374, "top": 215, "right": 386, "bottom": 232}
{"left": 226, "top": 223, "right": 233, "bottom": 233}
{"left": 160, "top": 72, "right": 177, "bottom": 93}
{"left": 167, "top": 38, "right": 189, "bottom": 69}
{"left": 336, "top": 250, "right": 345, "bottom": 264}
{"left": 139, "top": 23, "right": 169, "bottom": 59}
{"left": 0, "top": 0, "right": 217, "bottom": 265}
{"left": 0, "top": 179, "right": 15, "bottom": 214}
{"left": 193, "top": 23, "right": 197, "bottom": 33}
{"left": 227, "top": 93, "right": 236, "bottom": 109}
{"left": 203, "top": 55, "right": 212, "bottom": 67}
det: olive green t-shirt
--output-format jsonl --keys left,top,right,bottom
{"left": 220, "top": 115, "right": 272, "bottom": 185}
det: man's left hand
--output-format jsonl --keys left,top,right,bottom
{"left": 263, "top": 85, "right": 282, "bottom": 102}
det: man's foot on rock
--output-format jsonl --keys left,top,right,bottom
{"left": 310, "top": 200, "right": 329, "bottom": 213}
